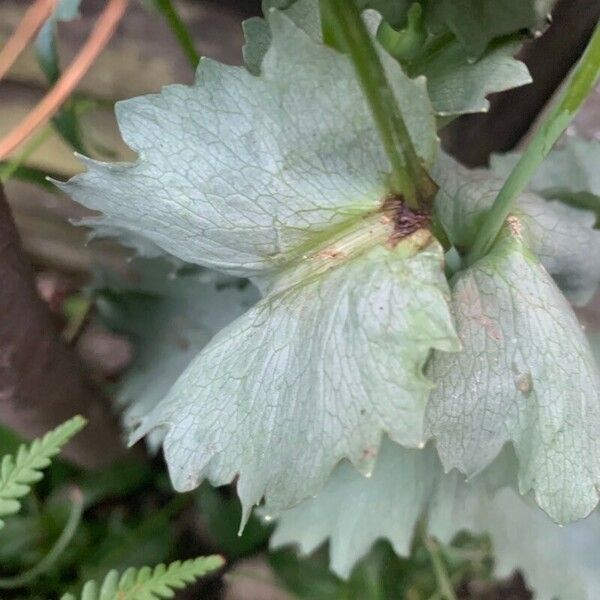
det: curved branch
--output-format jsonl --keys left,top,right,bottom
{"left": 0, "top": 185, "right": 127, "bottom": 468}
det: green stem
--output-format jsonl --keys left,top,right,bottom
{"left": 0, "top": 126, "right": 53, "bottom": 184}
{"left": 0, "top": 488, "right": 84, "bottom": 589}
{"left": 154, "top": 0, "right": 200, "bottom": 70}
{"left": 466, "top": 22, "right": 600, "bottom": 267}
{"left": 424, "top": 537, "right": 458, "bottom": 600}
{"left": 320, "top": 0, "right": 434, "bottom": 208}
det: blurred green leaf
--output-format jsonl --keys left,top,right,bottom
{"left": 196, "top": 484, "right": 271, "bottom": 559}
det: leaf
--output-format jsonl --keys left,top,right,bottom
{"left": 60, "top": 555, "right": 224, "bottom": 600}
{"left": 270, "top": 437, "right": 512, "bottom": 578}
{"left": 273, "top": 438, "right": 600, "bottom": 600}
{"left": 270, "top": 438, "right": 439, "bottom": 577}
{"left": 435, "top": 0, "right": 553, "bottom": 58}
{"left": 130, "top": 232, "right": 458, "bottom": 521}
{"left": 0, "top": 416, "right": 86, "bottom": 529}
{"left": 242, "top": 16, "right": 272, "bottom": 75}
{"left": 94, "top": 259, "right": 258, "bottom": 451}
{"left": 63, "top": 6, "right": 456, "bottom": 519}
{"left": 429, "top": 484, "right": 600, "bottom": 600}
{"left": 246, "top": 0, "right": 531, "bottom": 120}
{"left": 61, "top": 10, "right": 437, "bottom": 282}
{"left": 490, "top": 137, "right": 600, "bottom": 216}
{"left": 434, "top": 153, "right": 600, "bottom": 305}
{"left": 426, "top": 232, "right": 600, "bottom": 524}
{"left": 35, "top": 0, "right": 81, "bottom": 82}
{"left": 35, "top": 0, "right": 86, "bottom": 153}
{"left": 411, "top": 39, "right": 531, "bottom": 117}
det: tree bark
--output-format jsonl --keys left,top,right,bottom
{"left": 0, "top": 185, "right": 126, "bottom": 467}
{"left": 442, "top": 0, "right": 600, "bottom": 166}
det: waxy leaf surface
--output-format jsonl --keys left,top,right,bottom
{"left": 274, "top": 439, "right": 600, "bottom": 600}
{"left": 94, "top": 260, "right": 258, "bottom": 450}
{"left": 63, "top": 8, "right": 458, "bottom": 518}
{"left": 426, "top": 234, "right": 600, "bottom": 523}
{"left": 63, "top": 11, "right": 435, "bottom": 283}
{"left": 131, "top": 235, "right": 458, "bottom": 519}
{"left": 434, "top": 154, "right": 600, "bottom": 305}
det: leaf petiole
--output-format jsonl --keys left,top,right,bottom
{"left": 320, "top": 0, "right": 435, "bottom": 209}
{"left": 466, "top": 21, "right": 600, "bottom": 267}
{"left": 153, "top": 0, "right": 200, "bottom": 70}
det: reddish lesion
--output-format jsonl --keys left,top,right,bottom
{"left": 381, "top": 194, "right": 431, "bottom": 247}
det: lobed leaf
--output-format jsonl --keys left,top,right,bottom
{"left": 434, "top": 152, "right": 600, "bottom": 305}
{"left": 426, "top": 232, "right": 600, "bottom": 524}
{"left": 94, "top": 259, "right": 258, "bottom": 451}
{"left": 61, "top": 10, "right": 436, "bottom": 283}
{"left": 0, "top": 416, "right": 86, "bottom": 529}
{"left": 60, "top": 555, "right": 224, "bottom": 600}
{"left": 273, "top": 438, "right": 600, "bottom": 600}
{"left": 433, "top": 0, "right": 553, "bottom": 58}
{"left": 130, "top": 231, "right": 458, "bottom": 521}
{"left": 64, "top": 5, "right": 457, "bottom": 520}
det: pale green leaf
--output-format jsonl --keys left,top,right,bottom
{"left": 436, "top": 0, "right": 553, "bottom": 58}
{"left": 434, "top": 153, "right": 600, "bottom": 305}
{"left": 490, "top": 137, "right": 600, "bottom": 215}
{"left": 62, "top": 10, "right": 436, "bottom": 283}
{"left": 426, "top": 233, "right": 600, "bottom": 524}
{"left": 433, "top": 487, "right": 600, "bottom": 600}
{"left": 273, "top": 439, "right": 600, "bottom": 599}
{"left": 270, "top": 438, "right": 440, "bottom": 576}
{"left": 64, "top": 5, "right": 453, "bottom": 522}
{"left": 94, "top": 259, "right": 258, "bottom": 451}
{"left": 35, "top": 0, "right": 81, "bottom": 82}
{"left": 242, "top": 16, "right": 271, "bottom": 75}
{"left": 130, "top": 230, "right": 457, "bottom": 520}
{"left": 413, "top": 40, "right": 531, "bottom": 117}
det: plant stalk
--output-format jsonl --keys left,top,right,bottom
{"left": 320, "top": 0, "right": 434, "bottom": 209}
{"left": 153, "top": 0, "right": 200, "bottom": 70}
{"left": 0, "top": 488, "right": 84, "bottom": 589}
{"left": 425, "top": 537, "right": 458, "bottom": 600}
{"left": 466, "top": 21, "right": 600, "bottom": 267}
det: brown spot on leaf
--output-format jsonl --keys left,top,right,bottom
{"left": 381, "top": 194, "right": 431, "bottom": 247}
{"left": 515, "top": 372, "right": 533, "bottom": 397}
{"left": 317, "top": 248, "right": 347, "bottom": 260}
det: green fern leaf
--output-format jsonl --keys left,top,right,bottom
{"left": 0, "top": 415, "right": 86, "bottom": 529}
{"left": 60, "top": 555, "right": 224, "bottom": 600}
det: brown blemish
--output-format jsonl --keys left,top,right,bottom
{"left": 381, "top": 194, "right": 431, "bottom": 247}
{"left": 515, "top": 372, "right": 533, "bottom": 397}
{"left": 317, "top": 248, "right": 347, "bottom": 260}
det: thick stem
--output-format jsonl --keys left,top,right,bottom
{"left": 320, "top": 0, "right": 434, "bottom": 208}
{"left": 153, "top": 0, "right": 200, "bottom": 70}
{"left": 0, "top": 185, "right": 127, "bottom": 468}
{"left": 466, "top": 21, "right": 600, "bottom": 267}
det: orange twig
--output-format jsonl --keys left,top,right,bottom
{"left": 0, "top": 0, "right": 57, "bottom": 81}
{"left": 0, "top": 0, "right": 129, "bottom": 160}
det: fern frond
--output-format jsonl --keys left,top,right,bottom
{"left": 0, "top": 416, "right": 87, "bottom": 529}
{"left": 60, "top": 555, "right": 224, "bottom": 600}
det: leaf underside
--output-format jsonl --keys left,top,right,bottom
{"left": 273, "top": 438, "right": 600, "bottom": 600}
{"left": 427, "top": 233, "right": 600, "bottom": 524}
